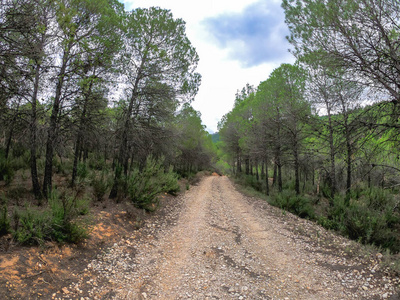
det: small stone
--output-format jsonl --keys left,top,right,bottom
{"left": 376, "top": 253, "right": 383, "bottom": 259}
{"left": 362, "top": 286, "right": 368, "bottom": 290}
{"left": 382, "top": 293, "right": 388, "bottom": 299}
{"left": 62, "top": 287, "right": 69, "bottom": 294}
{"left": 141, "top": 292, "right": 147, "bottom": 299}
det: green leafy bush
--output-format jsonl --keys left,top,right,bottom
{"left": 11, "top": 143, "right": 26, "bottom": 158}
{"left": 88, "top": 155, "right": 107, "bottom": 170}
{"left": 10, "top": 151, "right": 30, "bottom": 171}
{"left": 0, "top": 153, "right": 14, "bottom": 185}
{"left": 12, "top": 206, "right": 52, "bottom": 245}
{"left": 90, "top": 171, "right": 111, "bottom": 201}
{"left": 269, "top": 189, "right": 316, "bottom": 220}
{"left": 53, "top": 157, "right": 68, "bottom": 175}
{"left": 77, "top": 162, "right": 88, "bottom": 179}
{"left": 128, "top": 156, "right": 179, "bottom": 211}
{"left": 0, "top": 195, "right": 10, "bottom": 236}
{"left": 12, "top": 190, "right": 89, "bottom": 245}
{"left": 235, "top": 174, "right": 262, "bottom": 192}
{"left": 322, "top": 191, "right": 400, "bottom": 253}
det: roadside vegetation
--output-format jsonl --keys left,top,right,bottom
{"left": 0, "top": 1, "right": 216, "bottom": 246}
{"left": 215, "top": 0, "right": 400, "bottom": 271}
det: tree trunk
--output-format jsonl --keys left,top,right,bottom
{"left": 345, "top": 135, "right": 352, "bottom": 204}
{"left": 277, "top": 156, "right": 282, "bottom": 192}
{"left": 293, "top": 144, "right": 300, "bottom": 195}
{"left": 245, "top": 157, "right": 250, "bottom": 175}
{"left": 71, "top": 82, "right": 92, "bottom": 187}
{"left": 71, "top": 134, "right": 82, "bottom": 187}
{"left": 236, "top": 148, "right": 241, "bottom": 174}
{"left": 343, "top": 109, "right": 352, "bottom": 205}
{"left": 30, "top": 64, "right": 42, "bottom": 200}
{"left": 265, "top": 154, "right": 269, "bottom": 196}
{"left": 110, "top": 55, "right": 146, "bottom": 198}
{"left": 255, "top": 160, "right": 259, "bottom": 181}
{"left": 43, "top": 49, "right": 69, "bottom": 197}
{"left": 261, "top": 160, "right": 265, "bottom": 180}
{"left": 327, "top": 110, "right": 336, "bottom": 202}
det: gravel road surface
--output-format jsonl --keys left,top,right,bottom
{"left": 55, "top": 176, "right": 399, "bottom": 299}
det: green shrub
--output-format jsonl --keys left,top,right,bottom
{"left": 88, "top": 155, "right": 107, "bottom": 170}
{"left": 215, "top": 160, "right": 231, "bottom": 175}
{"left": 12, "top": 190, "right": 89, "bottom": 245}
{"left": 12, "top": 206, "right": 52, "bottom": 245}
{"left": 49, "top": 189, "right": 90, "bottom": 221}
{"left": 362, "top": 187, "right": 394, "bottom": 210}
{"left": 270, "top": 189, "right": 316, "bottom": 220}
{"left": 0, "top": 154, "right": 14, "bottom": 185}
{"left": 48, "top": 190, "right": 89, "bottom": 243}
{"left": 323, "top": 193, "right": 400, "bottom": 253}
{"left": 11, "top": 143, "right": 26, "bottom": 158}
{"left": 77, "top": 162, "right": 88, "bottom": 179}
{"left": 128, "top": 156, "right": 179, "bottom": 211}
{"left": 7, "top": 185, "right": 26, "bottom": 201}
{"left": 0, "top": 195, "right": 10, "bottom": 236}
{"left": 320, "top": 183, "right": 332, "bottom": 199}
{"left": 10, "top": 151, "right": 30, "bottom": 171}
{"left": 235, "top": 174, "right": 263, "bottom": 192}
{"left": 91, "top": 171, "right": 110, "bottom": 201}
{"left": 53, "top": 157, "right": 67, "bottom": 174}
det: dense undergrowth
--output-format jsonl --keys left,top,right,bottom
{"left": 0, "top": 153, "right": 187, "bottom": 246}
{"left": 234, "top": 174, "right": 400, "bottom": 266}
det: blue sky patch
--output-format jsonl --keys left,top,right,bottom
{"left": 202, "top": 1, "right": 291, "bottom": 67}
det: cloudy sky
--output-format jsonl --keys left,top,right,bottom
{"left": 122, "top": 0, "right": 294, "bottom": 133}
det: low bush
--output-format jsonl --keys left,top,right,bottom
{"left": 235, "top": 174, "right": 263, "bottom": 192}
{"left": 128, "top": 156, "right": 179, "bottom": 211}
{"left": 0, "top": 154, "right": 14, "bottom": 185}
{"left": 322, "top": 191, "right": 400, "bottom": 253}
{"left": 12, "top": 206, "right": 53, "bottom": 245}
{"left": 53, "top": 157, "right": 70, "bottom": 175}
{"left": 12, "top": 189, "right": 89, "bottom": 245}
{"left": 0, "top": 195, "right": 10, "bottom": 236}
{"left": 10, "top": 151, "right": 30, "bottom": 171}
{"left": 90, "top": 171, "right": 111, "bottom": 201}
{"left": 269, "top": 189, "right": 316, "bottom": 220}
{"left": 88, "top": 155, "right": 107, "bottom": 171}
{"left": 234, "top": 173, "right": 400, "bottom": 254}
{"left": 77, "top": 162, "right": 88, "bottom": 180}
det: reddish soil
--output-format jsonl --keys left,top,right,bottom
{"left": 0, "top": 194, "right": 174, "bottom": 299}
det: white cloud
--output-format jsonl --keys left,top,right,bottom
{"left": 121, "top": 0, "right": 295, "bottom": 132}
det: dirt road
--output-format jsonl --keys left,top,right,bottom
{"left": 58, "top": 176, "right": 399, "bottom": 299}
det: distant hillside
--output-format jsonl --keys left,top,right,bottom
{"left": 211, "top": 132, "right": 220, "bottom": 143}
